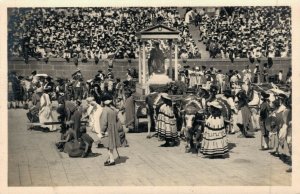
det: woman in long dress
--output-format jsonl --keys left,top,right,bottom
{"left": 200, "top": 101, "right": 229, "bottom": 158}
{"left": 156, "top": 93, "right": 179, "bottom": 147}
{"left": 39, "top": 87, "right": 56, "bottom": 132}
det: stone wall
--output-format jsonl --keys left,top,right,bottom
{"left": 8, "top": 57, "right": 291, "bottom": 81}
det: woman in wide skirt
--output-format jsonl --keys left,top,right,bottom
{"left": 200, "top": 101, "right": 229, "bottom": 158}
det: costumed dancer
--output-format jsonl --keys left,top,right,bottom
{"left": 222, "top": 89, "right": 238, "bottom": 134}
{"left": 39, "top": 81, "right": 56, "bottom": 132}
{"left": 189, "top": 67, "right": 197, "bottom": 88}
{"left": 68, "top": 126, "right": 95, "bottom": 158}
{"left": 253, "top": 63, "right": 261, "bottom": 84}
{"left": 259, "top": 92, "right": 271, "bottom": 150}
{"left": 242, "top": 65, "right": 252, "bottom": 84}
{"left": 269, "top": 93, "right": 291, "bottom": 157}
{"left": 199, "top": 101, "right": 229, "bottom": 158}
{"left": 286, "top": 95, "right": 292, "bottom": 173}
{"left": 156, "top": 93, "right": 179, "bottom": 147}
{"left": 236, "top": 91, "right": 255, "bottom": 138}
{"left": 100, "top": 94, "right": 122, "bottom": 166}
{"left": 216, "top": 70, "right": 225, "bottom": 94}
{"left": 124, "top": 89, "right": 135, "bottom": 132}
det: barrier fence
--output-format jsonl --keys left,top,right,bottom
{"left": 8, "top": 57, "right": 291, "bottom": 81}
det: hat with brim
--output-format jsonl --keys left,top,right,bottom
{"left": 210, "top": 85, "right": 219, "bottom": 93}
{"left": 236, "top": 91, "right": 247, "bottom": 100}
{"left": 224, "top": 90, "right": 233, "bottom": 98}
{"left": 104, "top": 100, "right": 112, "bottom": 105}
{"left": 261, "top": 92, "right": 270, "bottom": 99}
{"left": 102, "top": 93, "right": 113, "bottom": 104}
{"left": 208, "top": 101, "right": 222, "bottom": 109}
{"left": 277, "top": 93, "right": 288, "bottom": 99}
{"left": 199, "top": 88, "right": 210, "bottom": 99}
{"left": 161, "top": 93, "right": 172, "bottom": 101}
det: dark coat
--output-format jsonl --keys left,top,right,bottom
{"left": 100, "top": 106, "right": 121, "bottom": 149}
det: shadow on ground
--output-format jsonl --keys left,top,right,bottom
{"left": 115, "top": 156, "right": 129, "bottom": 165}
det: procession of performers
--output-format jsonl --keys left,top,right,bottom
{"left": 10, "top": 62, "right": 292, "bottom": 171}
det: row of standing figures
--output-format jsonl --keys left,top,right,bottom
{"left": 142, "top": 82, "right": 291, "bottom": 166}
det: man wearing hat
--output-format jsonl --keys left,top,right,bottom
{"left": 259, "top": 92, "right": 271, "bottom": 150}
{"left": 100, "top": 93, "right": 122, "bottom": 166}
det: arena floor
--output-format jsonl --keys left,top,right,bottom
{"left": 8, "top": 109, "right": 291, "bottom": 186}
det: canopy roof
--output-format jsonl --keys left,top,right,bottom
{"left": 136, "top": 24, "right": 180, "bottom": 40}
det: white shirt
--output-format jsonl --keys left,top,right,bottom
{"left": 278, "top": 72, "right": 283, "bottom": 81}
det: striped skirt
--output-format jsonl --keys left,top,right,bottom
{"left": 156, "top": 104, "right": 178, "bottom": 140}
{"left": 200, "top": 116, "right": 229, "bottom": 156}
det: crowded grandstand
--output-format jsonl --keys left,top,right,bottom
{"left": 8, "top": 7, "right": 291, "bottom": 63}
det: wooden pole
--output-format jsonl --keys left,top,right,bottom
{"left": 138, "top": 42, "right": 142, "bottom": 84}
{"left": 175, "top": 41, "right": 178, "bottom": 81}
{"left": 168, "top": 39, "right": 173, "bottom": 79}
{"left": 142, "top": 41, "right": 146, "bottom": 84}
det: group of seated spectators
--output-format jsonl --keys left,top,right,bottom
{"left": 8, "top": 7, "right": 201, "bottom": 63}
{"left": 194, "top": 6, "right": 291, "bottom": 59}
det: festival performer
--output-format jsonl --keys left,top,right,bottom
{"left": 92, "top": 76, "right": 102, "bottom": 104}
{"left": 156, "top": 93, "right": 179, "bottom": 147}
{"left": 39, "top": 84, "right": 56, "bottom": 132}
{"left": 27, "top": 87, "right": 43, "bottom": 130}
{"left": 216, "top": 70, "right": 225, "bottom": 94}
{"left": 90, "top": 100, "right": 104, "bottom": 139}
{"left": 199, "top": 101, "right": 229, "bottom": 158}
{"left": 236, "top": 91, "right": 255, "bottom": 138}
{"left": 269, "top": 93, "right": 291, "bottom": 157}
{"left": 100, "top": 94, "right": 122, "bottom": 166}
{"left": 221, "top": 89, "right": 238, "bottom": 134}
{"left": 114, "top": 78, "right": 123, "bottom": 100}
{"left": 194, "top": 66, "right": 202, "bottom": 86}
{"left": 259, "top": 92, "right": 271, "bottom": 150}
{"left": 29, "top": 70, "right": 39, "bottom": 84}
{"left": 286, "top": 95, "right": 292, "bottom": 173}
{"left": 43, "top": 76, "right": 55, "bottom": 100}
{"left": 124, "top": 89, "right": 135, "bottom": 132}
{"left": 242, "top": 65, "right": 252, "bottom": 83}
{"left": 67, "top": 126, "right": 95, "bottom": 158}
{"left": 189, "top": 67, "right": 197, "bottom": 88}
{"left": 253, "top": 63, "right": 261, "bottom": 84}
{"left": 57, "top": 98, "right": 82, "bottom": 140}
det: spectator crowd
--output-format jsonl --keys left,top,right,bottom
{"left": 8, "top": 7, "right": 201, "bottom": 64}
{"left": 194, "top": 7, "right": 291, "bottom": 59}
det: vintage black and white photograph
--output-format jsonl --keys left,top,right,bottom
{"left": 3, "top": 2, "right": 298, "bottom": 191}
